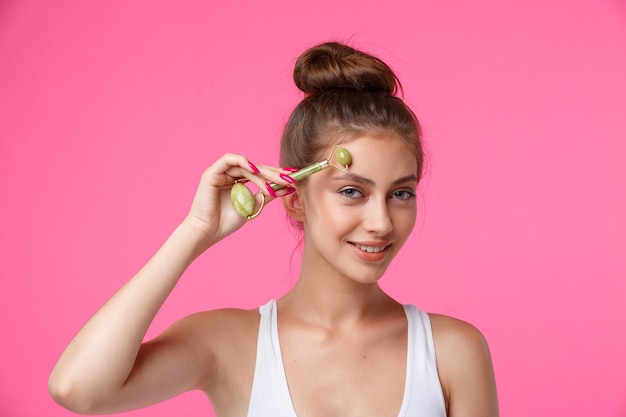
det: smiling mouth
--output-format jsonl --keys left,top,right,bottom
{"left": 349, "top": 243, "right": 391, "bottom": 253}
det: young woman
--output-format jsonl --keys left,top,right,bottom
{"left": 49, "top": 42, "right": 498, "bottom": 417}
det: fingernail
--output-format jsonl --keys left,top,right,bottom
{"left": 279, "top": 173, "right": 296, "bottom": 184}
{"left": 283, "top": 186, "right": 296, "bottom": 196}
{"left": 265, "top": 181, "right": 277, "bottom": 198}
{"left": 248, "top": 161, "right": 260, "bottom": 174}
{"left": 283, "top": 167, "right": 299, "bottom": 172}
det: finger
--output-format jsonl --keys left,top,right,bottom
{"left": 203, "top": 154, "right": 261, "bottom": 187}
{"left": 206, "top": 154, "right": 296, "bottom": 203}
{"left": 251, "top": 165, "right": 297, "bottom": 192}
{"left": 226, "top": 167, "right": 292, "bottom": 200}
{"left": 275, "top": 186, "right": 297, "bottom": 198}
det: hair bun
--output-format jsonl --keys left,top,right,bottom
{"left": 294, "top": 42, "right": 399, "bottom": 96}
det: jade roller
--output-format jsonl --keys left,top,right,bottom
{"left": 230, "top": 146, "right": 352, "bottom": 220}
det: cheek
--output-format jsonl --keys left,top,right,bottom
{"left": 393, "top": 207, "right": 417, "bottom": 235}
{"left": 313, "top": 201, "right": 351, "bottom": 230}
{"left": 305, "top": 192, "right": 357, "bottom": 233}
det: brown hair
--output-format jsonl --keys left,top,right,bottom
{"left": 279, "top": 42, "right": 423, "bottom": 181}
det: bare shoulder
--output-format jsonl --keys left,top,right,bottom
{"left": 157, "top": 307, "right": 259, "bottom": 348}
{"left": 172, "top": 307, "right": 259, "bottom": 337}
{"left": 427, "top": 314, "right": 499, "bottom": 417}
{"left": 428, "top": 313, "right": 490, "bottom": 356}
{"left": 151, "top": 307, "right": 260, "bottom": 392}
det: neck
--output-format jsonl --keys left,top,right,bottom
{"left": 278, "top": 264, "right": 398, "bottom": 329}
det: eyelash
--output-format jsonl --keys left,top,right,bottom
{"left": 392, "top": 190, "right": 416, "bottom": 201}
{"left": 339, "top": 188, "right": 416, "bottom": 201}
{"left": 339, "top": 188, "right": 363, "bottom": 199}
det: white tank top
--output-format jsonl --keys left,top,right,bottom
{"left": 246, "top": 300, "right": 447, "bottom": 417}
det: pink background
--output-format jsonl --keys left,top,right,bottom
{"left": 1, "top": 1, "right": 625, "bottom": 416}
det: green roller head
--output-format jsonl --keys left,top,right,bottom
{"left": 230, "top": 182, "right": 255, "bottom": 218}
{"left": 336, "top": 147, "right": 352, "bottom": 167}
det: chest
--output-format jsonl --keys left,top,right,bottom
{"left": 279, "top": 321, "right": 408, "bottom": 417}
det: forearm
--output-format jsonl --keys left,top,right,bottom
{"left": 49, "top": 220, "right": 210, "bottom": 408}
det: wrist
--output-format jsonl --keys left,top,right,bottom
{"left": 176, "top": 217, "right": 217, "bottom": 256}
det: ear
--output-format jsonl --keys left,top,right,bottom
{"left": 282, "top": 191, "right": 306, "bottom": 222}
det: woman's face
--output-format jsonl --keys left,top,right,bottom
{"left": 298, "top": 135, "right": 419, "bottom": 286}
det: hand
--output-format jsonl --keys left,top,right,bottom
{"left": 182, "top": 153, "right": 296, "bottom": 249}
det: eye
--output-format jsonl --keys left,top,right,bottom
{"left": 392, "top": 190, "right": 416, "bottom": 201}
{"left": 339, "top": 187, "right": 363, "bottom": 199}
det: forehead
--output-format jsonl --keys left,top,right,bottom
{"left": 326, "top": 135, "right": 418, "bottom": 182}
{"left": 341, "top": 135, "right": 415, "bottom": 164}
{"left": 316, "top": 129, "right": 415, "bottom": 157}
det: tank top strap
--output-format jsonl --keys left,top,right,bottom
{"left": 246, "top": 300, "right": 297, "bottom": 417}
{"left": 399, "top": 304, "right": 447, "bottom": 417}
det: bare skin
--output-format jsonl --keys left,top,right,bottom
{"left": 49, "top": 137, "right": 498, "bottom": 417}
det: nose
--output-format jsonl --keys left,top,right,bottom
{"left": 363, "top": 197, "right": 393, "bottom": 236}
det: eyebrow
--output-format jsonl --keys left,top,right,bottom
{"left": 332, "top": 172, "right": 418, "bottom": 186}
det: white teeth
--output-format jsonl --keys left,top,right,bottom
{"left": 354, "top": 244, "right": 388, "bottom": 253}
